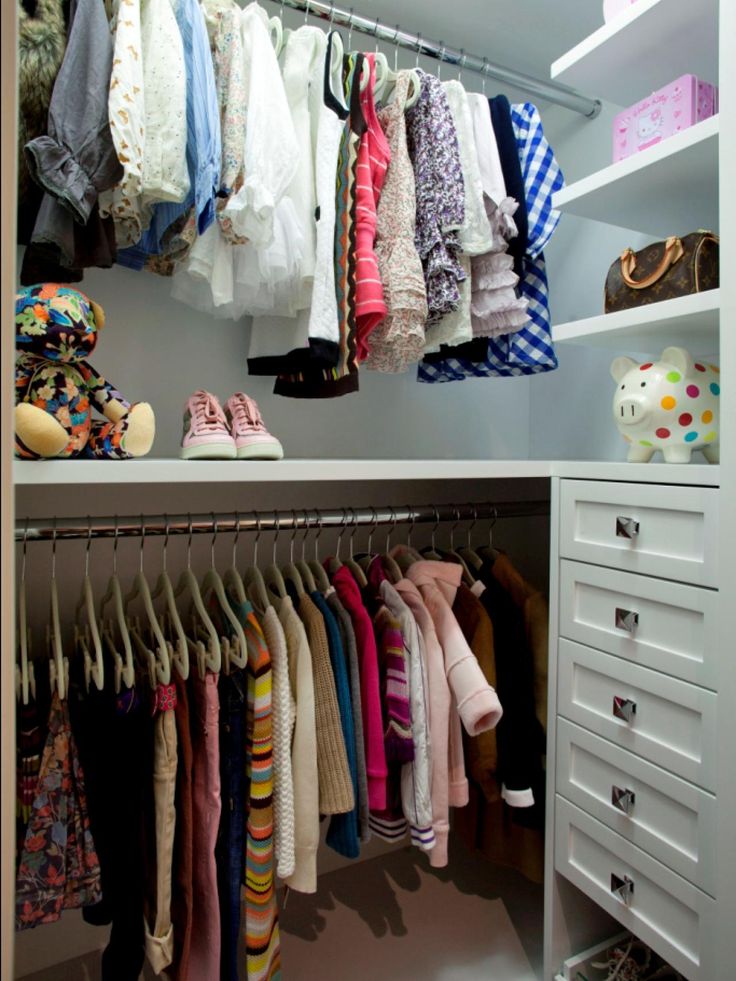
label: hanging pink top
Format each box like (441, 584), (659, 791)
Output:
(355, 53), (391, 360)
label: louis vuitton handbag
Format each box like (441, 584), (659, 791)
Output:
(604, 231), (719, 313)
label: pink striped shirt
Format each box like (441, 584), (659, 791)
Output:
(355, 53), (391, 360)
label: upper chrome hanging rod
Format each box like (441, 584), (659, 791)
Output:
(269, 0), (601, 118)
(15, 501), (549, 543)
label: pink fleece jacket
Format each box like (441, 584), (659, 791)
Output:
(331, 566), (388, 811)
(406, 560), (503, 737)
(394, 577), (458, 868)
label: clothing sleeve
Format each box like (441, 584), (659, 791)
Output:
(223, 10), (299, 246)
(24, 0), (123, 225)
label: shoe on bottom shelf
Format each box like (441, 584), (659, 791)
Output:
(225, 393), (283, 460)
(180, 390), (236, 460)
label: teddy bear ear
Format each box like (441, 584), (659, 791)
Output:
(89, 300), (105, 331)
(610, 356), (637, 383)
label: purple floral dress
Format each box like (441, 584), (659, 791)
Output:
(405, 70), (466, 325)
(15, 692), (102, 929)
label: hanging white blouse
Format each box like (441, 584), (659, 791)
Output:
(443, 81), (494, 257)
(138, 0), (189, 212)
(220, 2), (300, 248)
(98, 0), (146, 248)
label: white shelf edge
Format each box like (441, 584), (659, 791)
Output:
(553, 114), (719, 212)
(552, 0), (666, 83)
(553, 290), (720, 350)
(12, 458), (720, 488)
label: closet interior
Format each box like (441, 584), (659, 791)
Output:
(3, 0), (735, 980)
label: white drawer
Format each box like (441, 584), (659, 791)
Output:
(558, 639), (717, 791)
(556, 718), (716, 895)
(555, 796), (715, 980)
(559, 561), (718, 690)
(559, 481), (719, 587)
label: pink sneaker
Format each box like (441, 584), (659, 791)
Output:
(180, 390), (236, 460)
(225, 393), (283, 460)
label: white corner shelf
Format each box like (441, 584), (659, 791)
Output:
(551, 0), (719, 106)
(12, 458), (720, 488)
(553, 115), (718, 236)
(554, 290), (720, 354)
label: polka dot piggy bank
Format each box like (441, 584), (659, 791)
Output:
(610, 346), (720, 464)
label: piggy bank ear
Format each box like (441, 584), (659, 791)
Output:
(661, 346), (693, 376)
(610, 356), (637, 383)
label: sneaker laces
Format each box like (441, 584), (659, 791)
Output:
(228, 394), (266, 434)
(191, 391), (228, 433)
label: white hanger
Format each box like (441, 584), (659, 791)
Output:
(306, 510), (332, 592)
(243, 512), (272, 612)
(74, 517), (105, 692)
(99, 516), (136, 692)
(200, 514), (247, 672)
(281, 510), (307, 597)
(293, 510), (319, 593)
(263, 511), (289, 600)
(123, 517), (171, 685)
(127, 615), (158, 690)
(380, 27), (420, 110)
(150, 515), (190, 680)
(269, 14), (283, 55)
(17, 519), (36, 705)
(47, 520), (68, 700)
(174, 515), (221, 676)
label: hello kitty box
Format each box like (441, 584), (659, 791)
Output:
(613, 75), (719, 163)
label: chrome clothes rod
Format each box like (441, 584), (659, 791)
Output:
(268, 0), (601, 118)
(15, 501), (550, 543)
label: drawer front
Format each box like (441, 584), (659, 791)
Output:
(558, 639), (717, 791)
(555, 797), (715, 980)
(559, 480), (718, 587)
(556, 718), (716, 895)
(559, 561), (718, 689)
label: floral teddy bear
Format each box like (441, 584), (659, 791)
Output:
(15, 283), (155, 460)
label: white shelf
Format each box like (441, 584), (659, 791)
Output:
(12, 458), (719, 488)
(551, 0), (719, 106)
(554, 290), (720, 353)
(11, 458), (550, 486)
(553, 115), (719, 236)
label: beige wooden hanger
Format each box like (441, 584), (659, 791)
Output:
(150, 514), (190, 680)
(173, 515), (220, 676)
(99, 516), (135, 692)
(201, 514), (247, 672)
(16, 519), (35, 705)
(73, 517), (105, 691)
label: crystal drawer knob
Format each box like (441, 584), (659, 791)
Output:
(615, 607), (639, 633)
(616, 516), (640, 539)
(612, 786), (636, 814)
(613, 696), (637, 723)
(611, 873), (635, 905)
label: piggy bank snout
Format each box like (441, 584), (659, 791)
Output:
(614, 396), (650, 425)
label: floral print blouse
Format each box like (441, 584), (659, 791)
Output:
(405, 70), (466, 326)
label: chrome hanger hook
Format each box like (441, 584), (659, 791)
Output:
(253, 511), (262, 568)
(489, 505), (499, 548)
(22, 516), (29, 583)
(415, 32), (422, 68)
(406, 506), (415, 549)
(450, 505), (461, 552)
(328, 1), (335, 28)
(467, 503), (478, 549)
(347, 7), (354, 48)
(232, 511), (241, 569)
(437, 42), (445, 79)
(314, 510), (323, 563)
(85, 515), (93, 577)
(458, 49), (466, 83)
(140, 514), (146, 573)
(349, 507), (359, 560)
(187, 513), (194, 568)
(272, 510), (280, 565)
(335, 508), (348, 561)
(481, 57), (488, 96)
(51, 517), (58, 580)
(289, 509), (299, 563)
(393, 25), (401, 71)
(112, 515), (119, 576)
(301, 510), (311, 562)
(367, 506), (379, 554)
(162, 513), (170, 573)
(431, 506), (440, 552)
(280, 0), (285, 19)
(385, 507), (397, 553)
(304, 0), (309, 24)
(373, 16), (380, 51)
(210, 512), (218, 569)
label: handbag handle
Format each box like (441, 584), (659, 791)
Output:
(620, 237), (684, 290)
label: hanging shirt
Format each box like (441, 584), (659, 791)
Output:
(117, 0), (221, 268)
(417, 98), (564, 382)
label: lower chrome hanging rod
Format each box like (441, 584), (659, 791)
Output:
(15, 501), (550, 543)
(267, 0), (601, 118)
